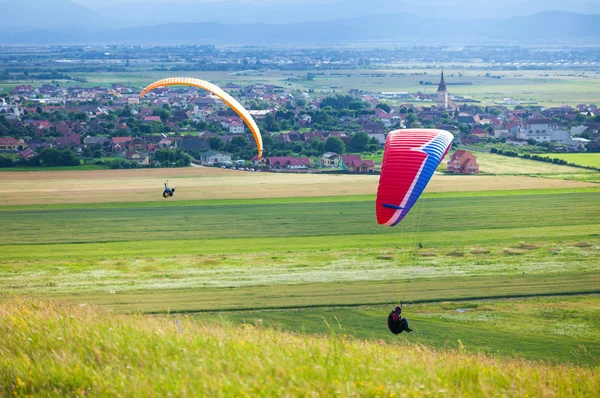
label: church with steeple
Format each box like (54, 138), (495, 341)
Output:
(436, 70), (457, 111)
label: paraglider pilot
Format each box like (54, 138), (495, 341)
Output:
(163, 183), (176, 198)
(387, 305), (413, 334)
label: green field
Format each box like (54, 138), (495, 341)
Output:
(2, 189), (599, 320)
(72, 69), (600, 106)
(544, 153), (600, 169)
(2, 173), (600, 393)
(3, 67), (600, 106)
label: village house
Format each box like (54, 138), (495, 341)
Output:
(321, 152), (341, 168)
(347, 159), (375, 173)
(144, 116), (162, 123)
(517, 118), (570, 143)
(0, 137), (20, 151)
(179, 137), (211, 153)
(125, 151), (150, 165)
(54, 134), (81, 147)
(267, 156), (311, 170)
(447, 150), (479, 174)
(229, 120), (245, 134)
(19, 148), (37, 160)
(200, 151), (232, 164)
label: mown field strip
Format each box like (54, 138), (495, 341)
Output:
(2, 186), (599, 211)
(54, 272), (600, 313)
(1, 192), (599, 245)
(1, 169), (596, 206)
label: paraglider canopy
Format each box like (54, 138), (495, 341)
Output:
(376, 129), (453, 226)
(140, 77), (264, 159)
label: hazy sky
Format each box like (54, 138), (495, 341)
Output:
(51, 0), (600, 24)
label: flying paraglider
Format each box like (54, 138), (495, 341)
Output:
(387, 305), (413, 334)
(140, 77), (263, 159)
(376, 129), (453, 334)
(376, 129), (453, 227)
(162, 182), (176, 198)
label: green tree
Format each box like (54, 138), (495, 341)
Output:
(209, 136), (224, 150)
(405, 113), (418, 128)
(325, 136), (345, 154)
(348, 132), (369, 153)
(376, 103), (391, 113)
(153, 108), (171, 121)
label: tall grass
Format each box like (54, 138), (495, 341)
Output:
(1, 297), (598, 397)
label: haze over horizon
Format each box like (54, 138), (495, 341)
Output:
(0, 0), (599, 44)
(22, 0), (600, 25)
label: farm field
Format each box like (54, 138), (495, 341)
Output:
(3, 67), (598, 106)
(471, 151), (594, 174)
(543, 153), (600, 169)
(363, 150), (599, 175)
(2, 189), (599, 308)
(62, 68), (600, 106)
(0, 167), (596, 206)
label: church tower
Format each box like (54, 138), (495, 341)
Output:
(437, 69), (448, 110)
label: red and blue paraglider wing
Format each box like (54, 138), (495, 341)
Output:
(376, 129), (453, 226)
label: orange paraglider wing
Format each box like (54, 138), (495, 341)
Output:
(140, 77), (263, 159)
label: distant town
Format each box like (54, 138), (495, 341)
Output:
(1, 45), (599, 173)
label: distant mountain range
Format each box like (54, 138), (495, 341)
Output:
(79, 0), (600, 25)
(0, 4), (598, 45)
(0, 0), (110, 31)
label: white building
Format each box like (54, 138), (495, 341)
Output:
(200, 151), (232, 164)
(518, 118), (571, 143)
(229, 121), (245, 134)
(502, 98), (520, 105)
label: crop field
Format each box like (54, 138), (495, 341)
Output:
(2, 187), (599, 308)
(0, 168), (596, 206)
(543, 153), (600, 169)
(364, 150), (598, 175)
(470, 151), (595, 175)
(60, 68), (600, 106)
(3, 67), (598, 106)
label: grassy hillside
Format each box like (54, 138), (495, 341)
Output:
(1, 298), (598, 397)
(205, 295), (600, 366)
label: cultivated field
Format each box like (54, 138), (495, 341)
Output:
(472, 152), (594, 174)
(4, 67), (598, 106)
(59, 68), (600, 106)
(1, 167), (596, 206)
(543, 153), (600, 169)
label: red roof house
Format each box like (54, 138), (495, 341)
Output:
(447, 150), (479, 174)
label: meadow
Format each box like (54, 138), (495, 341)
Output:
(2, 167), (600, 393)
(3, 298), (599, 397)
